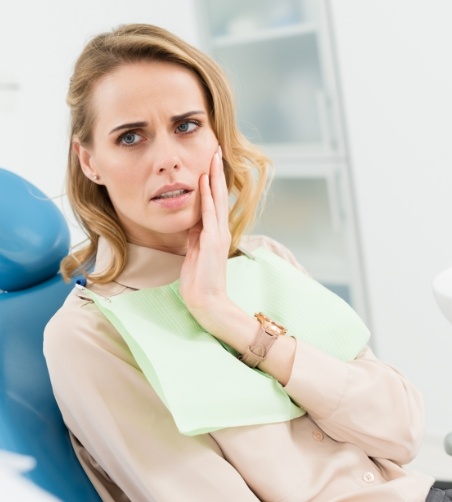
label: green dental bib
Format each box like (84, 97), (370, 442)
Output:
(82, 247), (370, 436)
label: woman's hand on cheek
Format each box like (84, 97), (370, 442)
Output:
(179, 148), (297, 377)
(179, 145), (232, 326)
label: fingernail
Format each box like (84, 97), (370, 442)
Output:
(218, 145), (223, 160)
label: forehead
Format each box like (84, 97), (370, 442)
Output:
(90, 61), (209, 124)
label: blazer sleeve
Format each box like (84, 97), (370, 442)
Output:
(253, 236), (426, 466)
(284, 342), (425, 465)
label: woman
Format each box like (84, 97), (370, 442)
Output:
(44, 23), (445, 501)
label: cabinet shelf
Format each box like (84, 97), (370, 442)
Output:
(212, 33), (326, 147)
(262, 144), (346, 178)
(212, 23), (318, 48)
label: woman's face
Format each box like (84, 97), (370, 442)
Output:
(75, 61), (219, 252)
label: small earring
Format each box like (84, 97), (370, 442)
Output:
(92, 175), (99, 181)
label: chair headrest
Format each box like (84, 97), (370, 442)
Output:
(0, 168), (70, 292)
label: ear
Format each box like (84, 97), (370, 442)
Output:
(73, 140), (100, 183)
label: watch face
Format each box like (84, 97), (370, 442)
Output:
(255, 312), (287, 335)
(266, 325), (280, 337)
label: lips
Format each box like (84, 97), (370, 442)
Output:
(150, 183), (193, 201)
(153, 188), (190, 200)
(150, 183), (193, 209)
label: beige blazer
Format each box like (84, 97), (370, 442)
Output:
(44, 235), (434, 501)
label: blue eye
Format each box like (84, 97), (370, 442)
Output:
(176, 120), (199, 134)
(121, 132), (140, 145)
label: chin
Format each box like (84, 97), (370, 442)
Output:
(155, 217), (201, 236)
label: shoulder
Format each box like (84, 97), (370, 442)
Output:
(45, 286), (108, 342)
(239, 234), (309, 274)
(44, 285), (136, 371)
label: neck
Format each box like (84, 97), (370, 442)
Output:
(126, 233), (188, 257)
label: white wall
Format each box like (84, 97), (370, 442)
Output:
(0, 0), (198, 243)
(329, 0), (452, 475)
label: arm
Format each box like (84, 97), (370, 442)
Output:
(178, 148), (297, 385)
(240, 237), (426, 463)
(178, 150), (425, 466)
(285, 342), (425, 464)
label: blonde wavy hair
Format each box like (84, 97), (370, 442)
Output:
(61, 23), (271, 284)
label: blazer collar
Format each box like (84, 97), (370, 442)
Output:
(93, 237), (186, 291)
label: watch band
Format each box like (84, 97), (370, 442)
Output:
(239, 313), (287, 368)
(239, 326), (277, 368)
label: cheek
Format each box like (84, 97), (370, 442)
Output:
(94, 151), (142, 186)
(99, 164), (143, 207)
(191, 132), (218, 171)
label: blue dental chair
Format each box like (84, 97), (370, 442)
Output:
(0, 168), (101, 500)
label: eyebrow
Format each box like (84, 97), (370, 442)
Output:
(109, 121), (147, 135)
(109, 111), (206, 135)
(171, 110), (206, 122)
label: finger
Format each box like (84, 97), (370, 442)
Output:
(199, 172), (216, 233)
(210, 146), (229, 226)
(186, 221), (202, 258)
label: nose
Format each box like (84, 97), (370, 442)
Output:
(151, 135), (181, 175)
(158, 163), (178, 174)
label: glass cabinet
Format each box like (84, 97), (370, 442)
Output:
(195, 0), (369, 321)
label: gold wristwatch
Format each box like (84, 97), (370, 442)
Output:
(239, 312), (287, 368)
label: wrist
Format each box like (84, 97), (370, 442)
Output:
(239, 313), (287, 368)
(189, 298), (257, 353)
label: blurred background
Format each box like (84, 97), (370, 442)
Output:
(1, 0), (452, 482)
